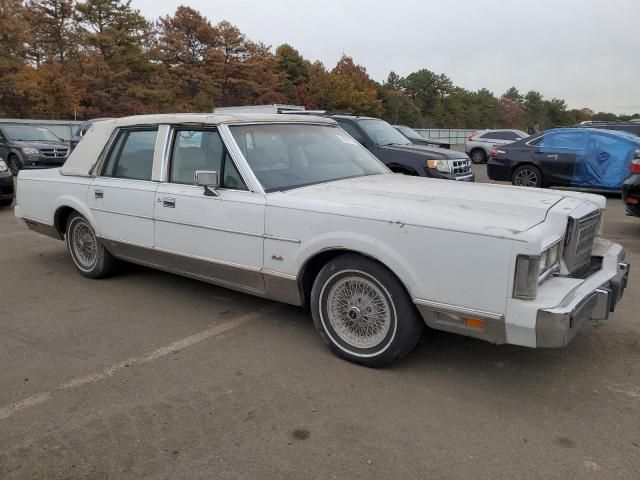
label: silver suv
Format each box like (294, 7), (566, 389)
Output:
(465, 129), (528, 164)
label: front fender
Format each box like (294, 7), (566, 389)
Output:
(293, 230), (424, 299)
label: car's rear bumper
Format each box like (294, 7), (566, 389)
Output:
(535, 241), (629, 347)
(486, 159), (512, 181)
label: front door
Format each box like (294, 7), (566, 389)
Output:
(86, 127), (159, 249)
(153, 127), (266, 292)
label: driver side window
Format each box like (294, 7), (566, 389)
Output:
(169, 129), (247, 190)
(337, 121), (366, 145)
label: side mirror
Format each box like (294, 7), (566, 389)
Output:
(195, 170), (219, 196)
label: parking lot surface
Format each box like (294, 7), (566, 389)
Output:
(1, 166), (639, 479)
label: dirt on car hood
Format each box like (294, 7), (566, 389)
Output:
(270, 174), (590, 238)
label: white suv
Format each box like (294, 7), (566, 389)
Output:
(465, 129), (529, 164)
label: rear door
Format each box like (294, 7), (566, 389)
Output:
(86, 127), (159, 248)
(531, 131), (587, 186)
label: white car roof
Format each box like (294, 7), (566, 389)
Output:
(61, 113), (335, 176)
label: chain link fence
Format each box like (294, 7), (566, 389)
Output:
(414, 129), (476, 146)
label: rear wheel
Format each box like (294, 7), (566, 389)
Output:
(470, 149), (486, 164)
(66, 213), (114, 278)
(310, 254), (423, 367)
(512, 165), (543, 188)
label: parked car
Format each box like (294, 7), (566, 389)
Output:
(0, 124), (70, 175)
(393, 125), (451, 149)
(622, 150), (640, 217)
(327, 116), (472, 180)
(0, 158), (14, 207)
(573, 120), (640, 137)
(465, 129), (529, 164)
(70, 118), (112, 151)
(15, 114), (629, 366)
(488, 128), (640, 190)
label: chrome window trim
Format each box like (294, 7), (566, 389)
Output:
(92, 125), (160, 181)
(161, 124), (260, 194)
(219, 124), (265, 194)
(152, 125), (171, 182)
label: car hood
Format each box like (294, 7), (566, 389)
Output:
(269, 174), (584, 238)
(10, 140), (69, 149)
(380, 143), (463, 159)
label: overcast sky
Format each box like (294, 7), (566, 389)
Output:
(133, 0), (639, 114)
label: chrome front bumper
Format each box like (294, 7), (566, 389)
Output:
(536, 241), (629, 347)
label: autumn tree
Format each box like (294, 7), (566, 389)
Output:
(327, 55), (382, 116)
(156, 6), (220, 111)
(274, 44), (309, 104)
(24, 0), (75, 65)
(74, 0), (158, 116)
(0, 0), (29, 116)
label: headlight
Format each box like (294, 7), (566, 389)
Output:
(514, 242), (562, 299)
(513, 256), (540, 299)
(426, 159), (451, 173)
(21, 147), (39, 155)
(0, 160), (7, 172)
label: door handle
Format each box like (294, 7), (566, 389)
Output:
(94, 189), (103, 199)
(161, 197), (176, 208)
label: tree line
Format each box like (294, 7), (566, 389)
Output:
(1, 0), (637, 131)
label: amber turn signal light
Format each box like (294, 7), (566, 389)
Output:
(464, 318), (484, 330)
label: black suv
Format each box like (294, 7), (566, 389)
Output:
(328, 115), (473, 181)
(0, 124), (70, 176)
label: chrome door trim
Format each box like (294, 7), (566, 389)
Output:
(90, 207), (154, 220)
(413, 298), (503, 321)
(155, 217), (264, 239)
(264, 233), (302, 244)
(100, 238), (303, 306)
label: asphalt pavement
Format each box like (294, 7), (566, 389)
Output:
(0, 167), (639, 479)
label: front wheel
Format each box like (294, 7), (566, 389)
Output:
(8, 155), (21, 176)
(512, 165), (543, 188)
(310, 254), (423, 367)
(66, 213), (114, 278)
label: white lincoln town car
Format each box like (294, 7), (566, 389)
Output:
(15, 114), (629, 366)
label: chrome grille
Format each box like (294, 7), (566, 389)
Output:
(451, 159), (471, 175)
(40, 148), (69, 158)
(564, 211), (600, 277)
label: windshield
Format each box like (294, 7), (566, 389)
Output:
(3, 125), (60, 142)
(396, 125), (421, 139)
(359, 119), (411, 146)
(229, 124), (389, 192)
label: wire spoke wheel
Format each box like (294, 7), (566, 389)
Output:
(514, 168), (539, 187)
(326, 276), (392, 349)
(71, 220), (97, 269)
